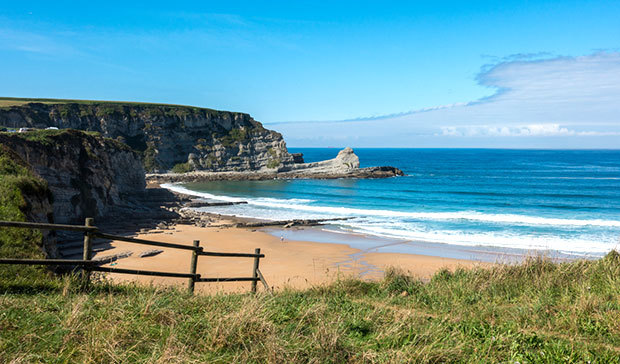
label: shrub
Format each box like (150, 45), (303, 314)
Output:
(171, 162), (193, 174)
(267, 159), (281, 169)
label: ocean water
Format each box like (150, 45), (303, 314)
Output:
(164, 149), (620, 258)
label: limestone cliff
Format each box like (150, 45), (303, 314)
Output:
(283, 147), (360, 174)
(0, 130), (145, 224)
(0, 101), (294, 172)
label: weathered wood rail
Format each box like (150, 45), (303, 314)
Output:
(0, 219), (271, 294)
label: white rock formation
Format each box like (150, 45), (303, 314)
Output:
(284, 147), (360, 174)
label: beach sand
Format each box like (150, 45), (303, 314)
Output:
(94, 224), (487, 294)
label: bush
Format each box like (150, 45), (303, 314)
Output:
(171, 162), (193, 174)
(267, 159), (281, 169)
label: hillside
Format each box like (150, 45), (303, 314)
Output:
(1, 255), (619, 363)
(0, 143), (56, 284)
(0, 129), (146, 224)
(0, 98), (294, 172)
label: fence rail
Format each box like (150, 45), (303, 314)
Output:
(0, 258), (98, 266)
(94, 232), (204, 252)
(0, 220), (97, 233)
(0, 218), (271, 294)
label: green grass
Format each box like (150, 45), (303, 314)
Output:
(171, 162), (193, 174)
(219, 127), (253, 148)
(267, 159), (281, 169)
(0, 144), (55, 288)
(1, 253), (619, 363)
(3, 129), (101, 145)
(0, 97), (217, 110)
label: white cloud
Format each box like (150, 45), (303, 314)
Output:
(438, 124), (620, 137)
(275, 52), (620, 148)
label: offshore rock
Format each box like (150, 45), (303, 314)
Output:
(280, 147), (360, 174)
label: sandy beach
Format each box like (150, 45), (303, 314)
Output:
(94, 223), (487, 294)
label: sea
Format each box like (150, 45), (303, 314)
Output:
(163, 149), (620, 261)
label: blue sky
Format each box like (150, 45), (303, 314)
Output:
(1, 1), (619, 147)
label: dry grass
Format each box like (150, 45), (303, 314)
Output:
(1, 253), (620, 363)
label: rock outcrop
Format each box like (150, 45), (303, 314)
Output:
(147, 147), (404, 183)
(281, 147), (360, 174)
(0, 101), (294, 172)
(0, 130), (146, 223)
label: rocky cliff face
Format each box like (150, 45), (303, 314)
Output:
(0, 144), (58, 258)
(0, 102), (294, 172)
(0, 130), (145, 224)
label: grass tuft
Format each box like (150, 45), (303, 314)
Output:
(1, 252), (620, 362)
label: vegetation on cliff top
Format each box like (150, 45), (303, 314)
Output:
(0, 144), (53, 286)
(0, 97), (215, 110)
(0, 129), (134, 154)
(1, 253), (620, 363)
(0, 97), (242, 120)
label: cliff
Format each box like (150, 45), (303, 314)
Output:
(0, 100), (294, 172)
(0, 129), (146, 224)
(0, 144), (58, 265)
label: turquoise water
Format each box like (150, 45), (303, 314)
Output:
(165, 149), (620, 257)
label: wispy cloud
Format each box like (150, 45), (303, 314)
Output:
(439, 124), (620, 137)
(276, 52), (620, 148)
(0, 27), (84, 56)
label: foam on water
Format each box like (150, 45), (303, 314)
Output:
(163, 183), (620, 228)
(340, 221), (618, 254)
(160, 149), (620, 257)
(162, 183), (620, 256)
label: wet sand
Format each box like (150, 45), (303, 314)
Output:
(94, 224), (486, 294)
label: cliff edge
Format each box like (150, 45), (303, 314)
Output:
(0, 99), (293, 172)
(0, 129), (146, 223)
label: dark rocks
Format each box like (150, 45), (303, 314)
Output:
(232, 217), (353, 228)
(139, 249), (164, 258)
(0, 130), (145, 224)
(184, 200), (248, 208)
(291, 153), (305, 163)
(93, 251), (133, 265)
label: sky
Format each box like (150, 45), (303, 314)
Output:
(1, 1), (619, 148)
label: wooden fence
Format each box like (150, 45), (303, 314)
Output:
(0, 218), (270, 294)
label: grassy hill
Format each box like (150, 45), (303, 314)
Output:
(0, 97), (212, 110)
(0, 254), (619, 363)
(1, 120), (619, 363)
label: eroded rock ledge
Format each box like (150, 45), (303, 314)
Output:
(147, 147), (404, 183)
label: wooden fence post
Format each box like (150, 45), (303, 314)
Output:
(251, 248), (260, 293)
(82, 217), (94, 288)
(188, 240), (199, 294)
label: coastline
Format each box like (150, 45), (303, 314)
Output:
(94, 223), (487, 294)
(159, 173), (616, 261)
(95, 171), (613, 294)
